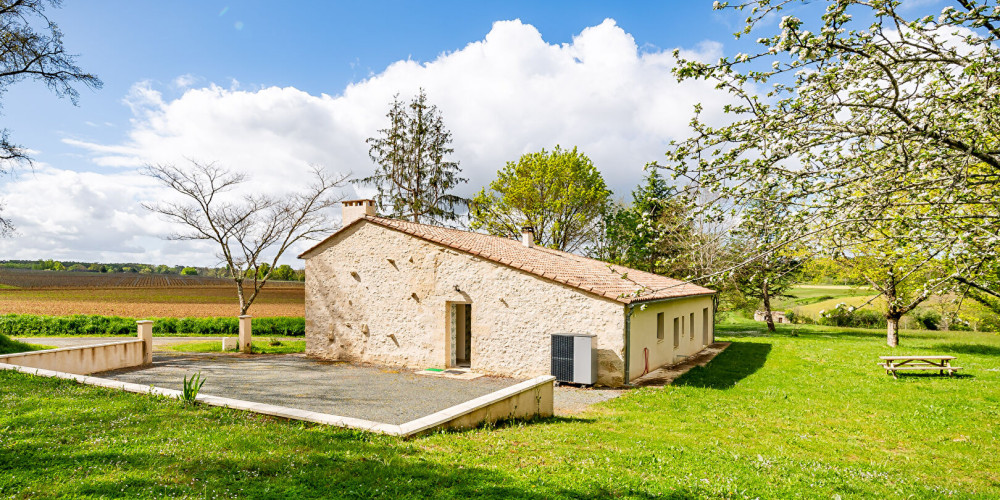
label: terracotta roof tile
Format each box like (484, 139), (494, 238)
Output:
(301, 216), (714, 304)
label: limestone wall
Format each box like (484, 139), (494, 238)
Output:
(628, 295), (715, 382)
(305, 221), (627, 386)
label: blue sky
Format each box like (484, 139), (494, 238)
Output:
(1, 0), (945, 266)
(10, 1), (749, 166)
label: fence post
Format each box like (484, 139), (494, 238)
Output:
(239, 315), (252, 353)
(136, 320), (153, 364)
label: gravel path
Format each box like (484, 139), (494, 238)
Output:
(22, 337), (632, 418)
(97, 352), (520, 425)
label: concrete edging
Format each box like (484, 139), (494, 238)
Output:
(0, 363), (555, 438)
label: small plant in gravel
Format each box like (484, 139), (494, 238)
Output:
(181, 372), (206, 404)
(269, 337), (283, 346)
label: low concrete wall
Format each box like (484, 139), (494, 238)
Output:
(399, 375), (555, 436)
(0, 339), (148, 375)
(0, 362), (555, 437)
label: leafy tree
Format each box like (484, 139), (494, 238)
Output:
(143, 160), (349, 315)
(270, 264), (296, 281)
(470, 146), (611, 253)
(180, 267), (198, 276)
(67, 263), (86, 272)
(51, 261), (64, 271)
(728, 191), (806, 332)
(591, 168), (693, 276)
(0, 0), (102, 235)
(956, 260), (1000, 318)
(361, 89), (466, 224)
(663, 0), (1000, 309)
(255, 263), (270, 280)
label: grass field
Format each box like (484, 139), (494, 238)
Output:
(771, 284), (880, 319)
(2, 319), (997, 498)
(165, 339), (306, 354)
(0, 334), (50, 355)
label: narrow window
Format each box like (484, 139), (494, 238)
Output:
(703, 307), (711, 345)
(690, 312), (695, 340)
(673, 317), (680, 348)
(656, 312), (665, 341)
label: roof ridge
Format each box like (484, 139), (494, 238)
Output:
(300, 215), (715, 304)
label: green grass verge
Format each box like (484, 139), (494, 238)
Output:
(165, 339), (305, 354)
(0, 333), (51, 355)
(1, 314), (304, 337)
(1, 320), (998, 498)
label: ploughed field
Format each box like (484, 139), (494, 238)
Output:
(0, 269), (304, 317)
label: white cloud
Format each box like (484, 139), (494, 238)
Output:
(172, 73), (199, 88)
(4, 18), (732, 266)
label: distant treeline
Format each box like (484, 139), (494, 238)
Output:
(0, 260), (305, 281)
(0, 314), (305, 337)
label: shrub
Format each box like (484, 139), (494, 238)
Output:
(0, 314), (304, 336)
(911, 310), (941, 331)
(817, 303), (886, 328)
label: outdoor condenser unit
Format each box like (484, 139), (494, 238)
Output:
(550, 333), (598, 385)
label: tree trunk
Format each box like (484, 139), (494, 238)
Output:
(886, 315), (900, 347)
(762, 281), (776, 332)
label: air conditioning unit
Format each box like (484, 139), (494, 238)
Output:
(550, 333), (598, 385)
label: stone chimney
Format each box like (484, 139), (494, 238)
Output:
(342, 199), (376, 226)
(521, 226), (535, 248)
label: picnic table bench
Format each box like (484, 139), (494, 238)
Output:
(878, 355), (961, 378)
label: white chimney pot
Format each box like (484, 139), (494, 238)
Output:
(342, 199), (376, 226)
(521, 226), (535, 248)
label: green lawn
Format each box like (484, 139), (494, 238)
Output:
(165, 339), (306, 354)
(1, 321), (998, 498)
(0, 333), (51, 355)
(776, 284), (874, 307)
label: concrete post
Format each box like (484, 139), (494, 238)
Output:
(136, 320), (153, 364)
(238, 315), (252, 353)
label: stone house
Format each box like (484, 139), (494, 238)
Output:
(754, 310), (788, 324)
(298, 200), (716, 387)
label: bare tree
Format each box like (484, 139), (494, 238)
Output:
(142, 160), (349, 315)
(0, 0), (102, 234)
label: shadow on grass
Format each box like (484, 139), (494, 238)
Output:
(0, 430), (669, 500)
(672, 341), (771, 389)
(432, 414), (598, 436)
(932, 343), (1000, 357)
(885, 372), (974, 380)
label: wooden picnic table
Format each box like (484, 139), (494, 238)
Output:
(878, 355), (961, 378)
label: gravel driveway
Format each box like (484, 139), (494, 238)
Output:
(98, 352), (521, 425)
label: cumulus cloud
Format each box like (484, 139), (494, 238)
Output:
(4, 18), (732, 266)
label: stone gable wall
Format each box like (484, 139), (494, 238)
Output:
(305, 221), (627, 386)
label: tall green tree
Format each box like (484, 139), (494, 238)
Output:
(0, 0), (102, 235)
(591, 167), (693, 276)
(470, 146), (610, 253)
(362, 89), (466, 224)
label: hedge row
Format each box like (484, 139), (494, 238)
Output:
(0, 314), (305, 337)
